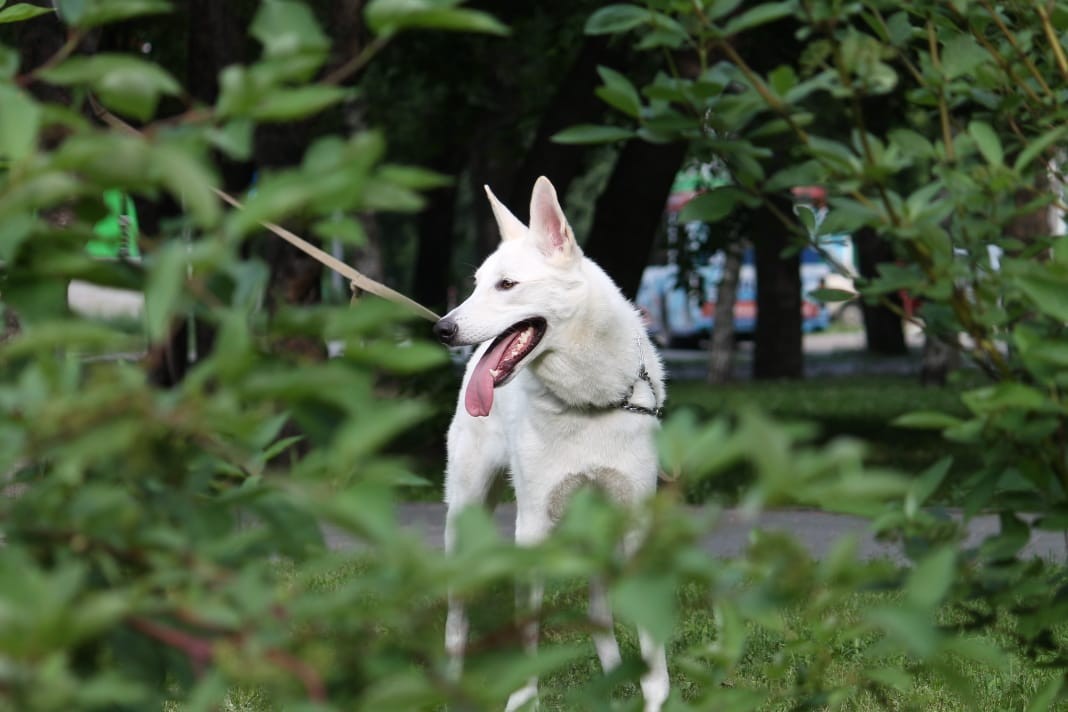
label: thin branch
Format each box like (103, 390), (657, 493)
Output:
(927, 20), (956, 162)
(1035, 0), (1068, 83)
(320, 34), (390, 86)
(15, 29), (83, 89)
(978, 0), (1056, 96)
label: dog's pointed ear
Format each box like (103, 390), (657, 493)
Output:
(484, 185), (526, 242)
(529, 176), (577, 260)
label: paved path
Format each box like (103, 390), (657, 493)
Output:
(328, 503), (1068, 563)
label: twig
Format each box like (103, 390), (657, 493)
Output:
(1035, 0), (1068, 83)
(927, 20), (956, 162)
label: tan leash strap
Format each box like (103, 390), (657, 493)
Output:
(86, 96), (440, 324)
(212, 190), (440, 323)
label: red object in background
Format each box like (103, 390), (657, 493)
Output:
(900, 290), (920, 318)
(667, 191), (701, 214)
(792, 185), (827, 207)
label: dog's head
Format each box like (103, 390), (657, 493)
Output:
(433, 176), (585, 416)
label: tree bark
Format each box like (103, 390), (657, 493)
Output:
(752, 195), (802, 379)
(708, 240), (746, 384)
(412, 176), (460, 314)
(584, 140), (688, 299)
(854, 226), (907, 355)
(504, 38), (617, 216)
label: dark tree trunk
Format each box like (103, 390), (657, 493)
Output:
(504, 38), (618, 215)
(584, 140), (688, 299)
(708, 239), (746, 384)
(14, 2), (70, 110)
(752, 195), (802, 379)
(412, 180), (460, 314)
(854, 226), (907, 355)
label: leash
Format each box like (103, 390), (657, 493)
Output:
(87, 96), (441, 324)
(211, 190), (440, 323)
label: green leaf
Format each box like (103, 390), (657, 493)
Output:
(55, 0), (170, 28)
(892, 411), (963, 429)
(906, 457), (953, 515)
(612, 572), (677, 644)
(552, 124), (633, 144)
(1006, 260), (1068, 322)
(889, 127), (934, 159)
(0, 3), (55, 23)
(312, 215), (366, 245)
(967, 120), (1003, 166)
(905, 547), (956, 608)
(941, 34), (990, 79)
(250, 0), (329, 81)
(248, 85), (349, 122)
(40, 54), (181, 121)
(585, 4), (653, 34)
(1026, 677), (1063, 712)
(0, 85), (41, 162)
(377, 164), (452, 189)
(678, 186), (747, 223)
(885, 11), (913, 46)
(205, 120), (253, 161)
(144, 241), (187, 341)
(962, 382), (1057, 415)
(765, 160), (823, 191)
(768, 65), (797, 95)
(723, 1), (795, 35)
(708, 0), (744, 20)
(152, 143), (220, 227)
(1013, 125), (1068, 173)
(867, 606), (940, 658)
(365, 0), (508, 37)
(0, 43), (17, 78)
(595, 65), (642, 117)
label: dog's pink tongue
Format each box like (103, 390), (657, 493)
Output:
(465, 336), (514, 417)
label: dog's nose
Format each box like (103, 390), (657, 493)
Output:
(433, 317), (458, 345)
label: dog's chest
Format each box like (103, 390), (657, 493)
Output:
(494, 371), (658, 489)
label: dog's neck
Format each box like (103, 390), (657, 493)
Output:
(530, 262), (661, 412)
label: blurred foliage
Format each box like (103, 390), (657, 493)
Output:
(3, 0), (1068, 710)
(562, 0), (1068, 707)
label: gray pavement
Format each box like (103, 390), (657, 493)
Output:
(330, 503), (1068, 563)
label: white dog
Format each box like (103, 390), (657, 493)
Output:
(433, 177), (669, 711)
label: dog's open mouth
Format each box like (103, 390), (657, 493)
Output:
(465, 318), (547, 417)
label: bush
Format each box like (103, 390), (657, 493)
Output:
(2, 1), (1067, 710)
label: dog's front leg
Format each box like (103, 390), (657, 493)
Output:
(444, 503), (471, 681)
(623, 529), (669, 712)
(504, 508), (552, 711)
(589, 577), (622, 672)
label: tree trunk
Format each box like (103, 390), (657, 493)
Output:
(707, 240), (745, 384)
(412, 178), (460, 314)
(504, 38), (618, 215)
(752, 195), (802, 379)
(854, 226), (907, 355)
(584, 140), (688, 299)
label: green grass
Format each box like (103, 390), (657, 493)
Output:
(480, 581), (1067, 711)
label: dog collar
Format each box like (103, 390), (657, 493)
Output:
(614, 363), (663, 418)
(612, 335), (662, 418)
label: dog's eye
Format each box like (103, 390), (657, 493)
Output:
(496, 279), (517, 291)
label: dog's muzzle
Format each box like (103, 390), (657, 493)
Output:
(433, 317), (458, 346)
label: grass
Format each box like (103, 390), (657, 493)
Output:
(477, 581), (1067, 711)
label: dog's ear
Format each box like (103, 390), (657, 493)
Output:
(529, 176), (577, 260)
(484, 185), (526, 242)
